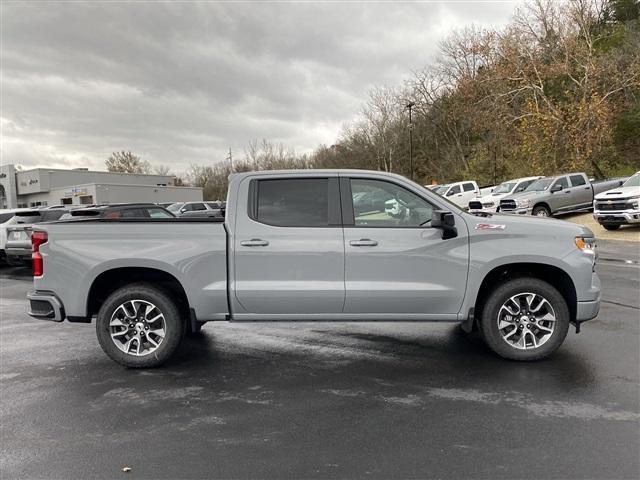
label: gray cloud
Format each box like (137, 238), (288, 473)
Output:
(2, 1), (518, 174)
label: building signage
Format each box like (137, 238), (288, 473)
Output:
(63, 187), (89, 197)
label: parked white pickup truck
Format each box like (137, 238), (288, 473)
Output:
(593, 171), (640, 230)
(433, 181), (480, 209)
(28, 170), (601, 368)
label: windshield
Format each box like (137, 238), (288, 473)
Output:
(493, 182), (516, 195)
(434, 185), (450, 195)
(526, 178), (554, 191)
(166, 203), (184, 212)
(622, 173), (640, 187)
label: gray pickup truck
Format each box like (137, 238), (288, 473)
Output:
(499, 172), (625, 217)
(27, 170), (601, 367)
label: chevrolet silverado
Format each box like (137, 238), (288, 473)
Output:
(27, 170), (601, 367)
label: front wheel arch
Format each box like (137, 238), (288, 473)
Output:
(532, 203), (552, 217)
(473, 263), (577, 328)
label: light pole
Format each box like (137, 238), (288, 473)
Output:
(406, 102), (415, 180)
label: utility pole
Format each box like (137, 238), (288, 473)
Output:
(226, 148), (233, 171)
(406, 102), (416, 181)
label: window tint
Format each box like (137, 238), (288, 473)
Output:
(554, 177), (569, 189)
(148, 208), (173, 218)
(569, 175), (586, 186)
(0, 213), (14, 224)
(190, 203), (207, 211)
(447, 185), (461, 196)
(41, 211), (67, 222)
(350, 179), (433, 227)
(515, 180), (534, 193)
(256, 178), (329, 227)
(121, 209), (149, 218)
(463, 183), (475, 192)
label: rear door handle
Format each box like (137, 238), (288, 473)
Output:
(240, 239), (269, 247)
(349, 239), (378, 247)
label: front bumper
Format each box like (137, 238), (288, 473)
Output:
(27, 291), (65, 322)
(593, 211), (640, 224)
(501, 208), (531, 215)
(575, 272), (601, 323)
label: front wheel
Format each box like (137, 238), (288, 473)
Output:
(532, 205), (551, 217)
(96, 283), (185, 368)
(480, 278), (569, 361)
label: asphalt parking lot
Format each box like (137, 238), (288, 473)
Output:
(1, 240), (638, 480)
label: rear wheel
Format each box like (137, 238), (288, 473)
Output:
(532, 205), (551, 217)
(480, 278), (569, 361)
(602, 224), (620, 231)
(96, 283), (185, 368)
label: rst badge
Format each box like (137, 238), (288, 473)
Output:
(475, 223), (506, 230)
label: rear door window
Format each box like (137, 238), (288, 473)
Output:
(253, 178), (331, 227)
(463, 183), (475, 192)
(569, 175), (587, 187)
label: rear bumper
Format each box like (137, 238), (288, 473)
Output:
(27, 291), (65, 322)
(6, 245), (31, 258)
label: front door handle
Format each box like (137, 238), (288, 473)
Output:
(240, 239), (269, 247)
(350, 239), (378, 247)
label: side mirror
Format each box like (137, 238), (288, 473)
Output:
(431, 210), (457, 239)
(551, 184), (563, 193)
(446, 190), (455, 197)
(180, 208), (187, 213)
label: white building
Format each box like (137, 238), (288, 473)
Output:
(0, 164), (202, 209)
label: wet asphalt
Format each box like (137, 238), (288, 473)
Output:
(1, 240), (638, 479)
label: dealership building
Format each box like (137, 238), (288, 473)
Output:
(0, 164), (202, 209)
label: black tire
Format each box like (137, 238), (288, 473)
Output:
(96, 283), (185, 368)
(480, 277), (570, 361)
(602, 224), (620, 231)
(532, 205), (551, 217)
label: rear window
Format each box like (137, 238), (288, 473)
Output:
(0, 213), (14, 223)
(254, 178), (329, 227)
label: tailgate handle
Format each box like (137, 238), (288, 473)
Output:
(241, 239), (269, 247)
(350, 239), (378, 247)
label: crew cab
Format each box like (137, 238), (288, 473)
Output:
(28, 170), (601, 367)
(499, 173), (625, 217)
(469, 176), (542, 213)
(593, 171), (640, 230)
(433, 181), (480, 209)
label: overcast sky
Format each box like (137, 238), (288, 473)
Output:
(2, 1), (518, 175)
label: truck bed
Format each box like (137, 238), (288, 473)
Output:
(33, 221), (229, 321)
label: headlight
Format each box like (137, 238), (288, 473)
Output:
(516, 198), (531, 208)
(575, 236), (596, 254)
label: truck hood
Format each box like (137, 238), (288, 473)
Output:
(474, 193), (508, 204)
(594, 185), (640, 200)
(501, 190), (550, 202)
(466, 211), (593, 239)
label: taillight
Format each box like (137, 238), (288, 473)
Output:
(32, 230), (48, 277)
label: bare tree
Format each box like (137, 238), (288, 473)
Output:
(106, 151), (151, 174)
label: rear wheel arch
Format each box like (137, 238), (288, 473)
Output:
(473, 263), (577, 327)
(87, 267), (190, 322)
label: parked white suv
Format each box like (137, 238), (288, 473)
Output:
(433, 181), (480, 209)
(469, 176), (543, 213)
(593, 171), (640, 230)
